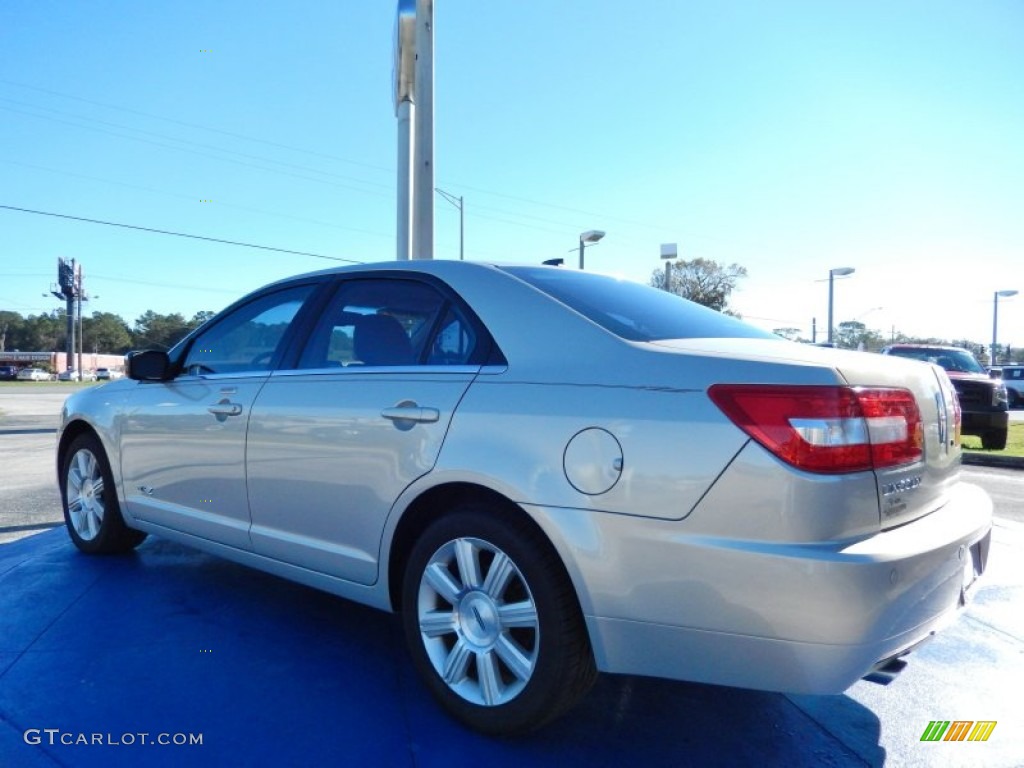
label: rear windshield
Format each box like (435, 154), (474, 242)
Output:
(501, 267), (775, 342)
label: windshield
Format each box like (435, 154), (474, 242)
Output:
(501, 267), (776, 343)
(888, 347), (986, 374)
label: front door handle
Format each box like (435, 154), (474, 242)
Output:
(208, 402), (243, 417)
(381, 405), (440, 425)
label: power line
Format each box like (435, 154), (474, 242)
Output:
(0, 81), (768, 256)
(0, 103), (394, 198)
(1, 159), (394, 240)
(0, 204), (365, 263)
(0, 78), (393, 174)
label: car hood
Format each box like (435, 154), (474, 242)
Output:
(943, 370), (991, 382)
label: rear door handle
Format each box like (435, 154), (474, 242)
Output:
(381, 405), (440, 424)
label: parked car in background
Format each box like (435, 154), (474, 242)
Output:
(57, 369), (97, 382)
(56, 261), (992, 734)
(95, 367), (124, 381)
(882, 344), (1009, 449)
(16, 367), (52, 382)
(0, 365), (19, 381)
(990, 365), (1023, 408)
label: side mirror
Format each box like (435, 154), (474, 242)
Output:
(126, 350), (172, 381)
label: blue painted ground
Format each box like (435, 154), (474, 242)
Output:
(1, 528), (879, 767)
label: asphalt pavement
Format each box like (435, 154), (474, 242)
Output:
(2, 386), (1022, 767)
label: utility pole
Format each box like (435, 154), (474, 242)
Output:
(75, 263), (85, 376)
(48, 258), (88, 375)
(50, 258), (77, 372)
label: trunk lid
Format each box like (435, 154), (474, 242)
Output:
(649, 339), (961, 530)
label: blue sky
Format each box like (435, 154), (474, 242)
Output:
(1, 1), (1022, 348)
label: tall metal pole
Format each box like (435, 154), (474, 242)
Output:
(660, 243), (677, 292)
(411, 0), (434, 260)
(826, 267), (855, 345)
(993, 291), (1000, 367)
(577, 230), (606, 270)
(76, 262), (83, 377)
(827, 272), (835, 345)
(992, 289), (1019, 366)
(394, 1), (416, 261)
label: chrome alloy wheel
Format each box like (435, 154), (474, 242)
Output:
(416, 537), (540, 707)
(66, 448), (106, 541)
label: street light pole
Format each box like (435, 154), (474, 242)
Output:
(827, 267), (855, 345)
(660, 243), (678, 292)
(578, 230), (605, 270)
(992, 289), (1019, 366)
(435, 188), (464, 260)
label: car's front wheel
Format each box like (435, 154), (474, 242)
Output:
(401, 505), (596, 735)
(981, 429), (1008, 451)
(60, 433), (146, 554)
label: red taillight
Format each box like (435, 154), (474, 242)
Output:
(707, 384), (923, 474)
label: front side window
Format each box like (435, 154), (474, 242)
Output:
(181, 285), (313, 376)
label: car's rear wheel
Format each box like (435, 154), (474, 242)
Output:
(981, 429), (1008, 451)
(401, 505), (596, 735)
(60, 433), (146, 554)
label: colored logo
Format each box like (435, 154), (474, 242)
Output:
(920, 721), (997, 742)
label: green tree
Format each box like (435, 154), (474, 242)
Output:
(82, 312), (132, 354)
(190, 310), (216, 328)
(650, 258), (748, 312)
(834, 320), (885, 351)
(132, 311), (193, 350)
(0, 311), (25, 352)
(16, 310), (67, 352)
(772, 327), (805, 342)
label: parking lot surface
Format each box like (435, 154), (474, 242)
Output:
(1, 387), (1022, 766)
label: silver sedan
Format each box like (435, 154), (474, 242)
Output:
(56, 261), (992, 735)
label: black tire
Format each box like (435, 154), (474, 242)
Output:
(981, 429), (1008, 451)
(401, 505), (597, 735)
(60, 433), (147, 554)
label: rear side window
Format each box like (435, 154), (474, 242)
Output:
(501, 267), (775, 342)
(298, 278), (484, 368)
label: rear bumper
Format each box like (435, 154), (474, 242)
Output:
(533, 482), (992, 694)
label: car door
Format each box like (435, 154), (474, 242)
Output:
(246, 276), (489, 585)
(118, 284), (315, 549)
